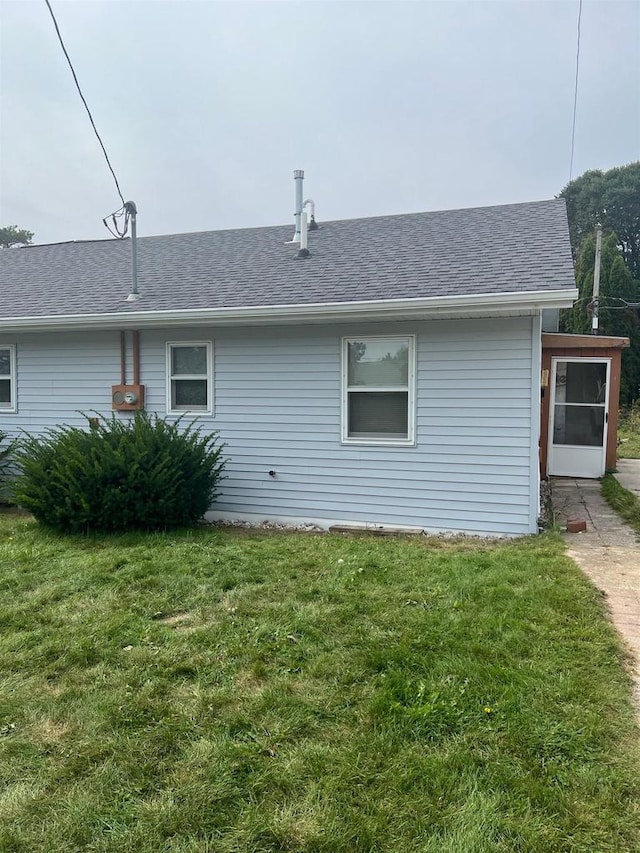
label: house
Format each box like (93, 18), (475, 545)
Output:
(2, 185), (608, 536)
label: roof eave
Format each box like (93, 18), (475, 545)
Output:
(0, 288), (578, 332)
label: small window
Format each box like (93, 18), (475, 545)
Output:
(342, 336), (415, 444)
(166, 342), (212, 414)
(0, 345), (16, 413)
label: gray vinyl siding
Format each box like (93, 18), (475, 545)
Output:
(0, 317), (538, 535)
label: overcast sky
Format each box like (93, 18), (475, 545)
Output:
(1, 0), (638, 245)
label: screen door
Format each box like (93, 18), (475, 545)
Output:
(548, 359), (610, 478)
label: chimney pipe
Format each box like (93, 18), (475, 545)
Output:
(292, 169), (304, 242)
(125, 200), (139, 302)
(297, 211), (310, 259)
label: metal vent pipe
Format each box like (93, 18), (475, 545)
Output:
(292, 169), (304, 242)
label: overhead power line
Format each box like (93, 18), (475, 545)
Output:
(44, 0), (125, 207)
(568, 0), (583, 182)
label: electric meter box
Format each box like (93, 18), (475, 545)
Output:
(111, 384), (145, 411)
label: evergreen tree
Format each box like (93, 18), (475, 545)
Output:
(565, 233), (640, 404)
(559, 162), (640, 280)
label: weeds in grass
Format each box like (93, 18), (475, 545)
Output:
(618, 402), (640, 459)
(602, 473), (640, 535)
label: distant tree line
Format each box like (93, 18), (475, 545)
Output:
(559, 162), (640, 405)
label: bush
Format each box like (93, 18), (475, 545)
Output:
(11, 413), (226, 533)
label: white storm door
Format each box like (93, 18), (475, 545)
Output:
(548, 358), (610, 478)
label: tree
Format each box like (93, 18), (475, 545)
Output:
(559, 163), (640, 404)
(565, 233), (640, 404)
(559, 162), (640, 281)
(0, 225), (34, 248)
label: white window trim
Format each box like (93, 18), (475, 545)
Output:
(0, 344), (17, 414)
(341, 335), (416, 446)
(166, 341), (213, 416)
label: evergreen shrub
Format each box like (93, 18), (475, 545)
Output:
(12, 413), (226, 533)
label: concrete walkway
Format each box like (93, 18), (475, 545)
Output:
(550, 468), (640, 714)
(615, 458), (640, 500)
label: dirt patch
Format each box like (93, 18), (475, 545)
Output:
(234, 669), (268, 698)
(30, 718), (71, 743)
(154, 611), (192, 628)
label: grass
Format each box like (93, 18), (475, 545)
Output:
(1, 513), (639, 852)
(602, 473), (640, 536)
(618, 403), (640, 459)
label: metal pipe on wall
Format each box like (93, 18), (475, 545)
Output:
(120, 331), (126, 385)
(132, 331), (140, 386)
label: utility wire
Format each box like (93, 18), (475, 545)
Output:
(103, 204), (132, 239)
(44, 0), (125, 206)
(568, 0), (583, 182)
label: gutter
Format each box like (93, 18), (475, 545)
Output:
(0, 288), (578, 332)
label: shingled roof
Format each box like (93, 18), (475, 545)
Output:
(1, 199), (576, 321)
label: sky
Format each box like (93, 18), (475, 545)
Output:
(0, 0), (638, 245)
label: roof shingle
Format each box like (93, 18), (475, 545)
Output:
(0, 199), (576, 319)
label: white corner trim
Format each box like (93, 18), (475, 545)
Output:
(0, 288), (579, 332)
(528, 313), (542, 533)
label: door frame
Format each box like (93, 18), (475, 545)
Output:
(539, 333), (629, 479)
(547, 356), (610, 478)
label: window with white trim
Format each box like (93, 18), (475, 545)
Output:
(166, 342), (212, 414)
(0, 345), (16, 413)
(342, 336), (415, 444)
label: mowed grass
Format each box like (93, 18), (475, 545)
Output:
(0, 513), (639, 852)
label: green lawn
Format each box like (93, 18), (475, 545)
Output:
(618, 404), (640, 459)
(1, 513), (639, 852)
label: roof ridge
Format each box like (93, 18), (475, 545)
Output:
(20, 198), (566, 248)
(23, 237), (124, 249)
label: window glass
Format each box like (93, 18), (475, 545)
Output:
(555, 361), (607, 404)
(172, 345), (207, 375)
(348, 339), (408, 387)
(172, 379), (207, 409)
(349, 391), (408, 438)
(0, 347), (14, 409)
(553, 405), (605, 446)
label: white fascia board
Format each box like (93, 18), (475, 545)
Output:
(0, 288), (578, 332)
